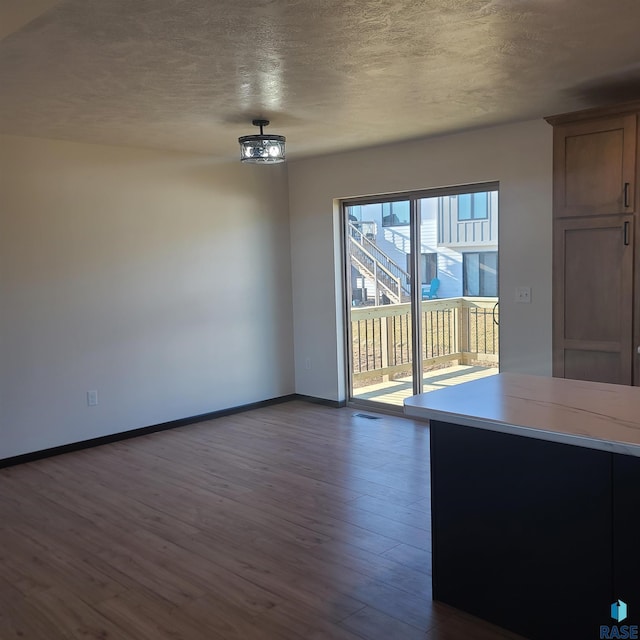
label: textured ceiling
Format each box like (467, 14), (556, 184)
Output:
(2, 0), (640, 160)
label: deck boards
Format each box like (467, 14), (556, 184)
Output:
(353, 364), (498, 405)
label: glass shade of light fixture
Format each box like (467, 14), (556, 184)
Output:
(238, 119), (286, 163)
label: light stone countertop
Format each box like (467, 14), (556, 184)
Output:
(403, 372), (640, 457)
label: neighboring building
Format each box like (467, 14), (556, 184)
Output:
(348, 189), (498, 304)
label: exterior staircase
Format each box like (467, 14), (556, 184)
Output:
(348, 222), (410, 304)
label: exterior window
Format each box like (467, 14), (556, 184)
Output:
(382, 201), (410, 227)
(463, 251), (498, 296)
(457, 192), (489, 221)
(347, 205), (362, 223)
(407, 253), (438, 284)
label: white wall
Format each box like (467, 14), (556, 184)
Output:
(289, 119), (553, 401)
(0, 135), (294, 459)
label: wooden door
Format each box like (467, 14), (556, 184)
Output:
(553, 215), (634, 384)
(553, 114), (636, 217)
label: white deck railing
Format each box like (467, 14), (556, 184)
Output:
(351, 297), (498, 384)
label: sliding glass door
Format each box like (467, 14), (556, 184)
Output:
(344, 184), (500, 409)
(345, 199), (416, 405)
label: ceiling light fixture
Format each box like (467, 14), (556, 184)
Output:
(238, 119), (286, 164)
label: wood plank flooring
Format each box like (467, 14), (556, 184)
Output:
(0, 401), (524, 639)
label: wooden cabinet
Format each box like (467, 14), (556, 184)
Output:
(553, 215), (634, 384)
(547, 103), (640, 385)
(551, 114), (636, 217)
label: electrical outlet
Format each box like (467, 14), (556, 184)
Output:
(304, 357), (311, 370)
(87, 390), (98, 406)
(515, 286), (531, 304)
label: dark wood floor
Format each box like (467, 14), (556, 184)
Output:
(0, 401), (524, 639)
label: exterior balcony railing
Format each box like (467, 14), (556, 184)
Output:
(351, 297), (498, 387)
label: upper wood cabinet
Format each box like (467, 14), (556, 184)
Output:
(550, 114), (636, 218)
(547, 102), (640, 386)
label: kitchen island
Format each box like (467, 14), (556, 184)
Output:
(404, 373), (640, 640)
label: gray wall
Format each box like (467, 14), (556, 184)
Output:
(0, 135), (295, 458)
(0, 117), (554, 456)
(288, 119), (553, 401)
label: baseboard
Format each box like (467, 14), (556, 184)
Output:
(293, 394), (347, 408)
(0, 393), (299, 469)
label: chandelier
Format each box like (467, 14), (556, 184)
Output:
(238, 119), (286, 164)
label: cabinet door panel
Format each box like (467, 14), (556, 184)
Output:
(564, 224), (623, 342)
(554, 115), (636, 217)
(564, 349), (624, 384)
(553, 215), (634, 383)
